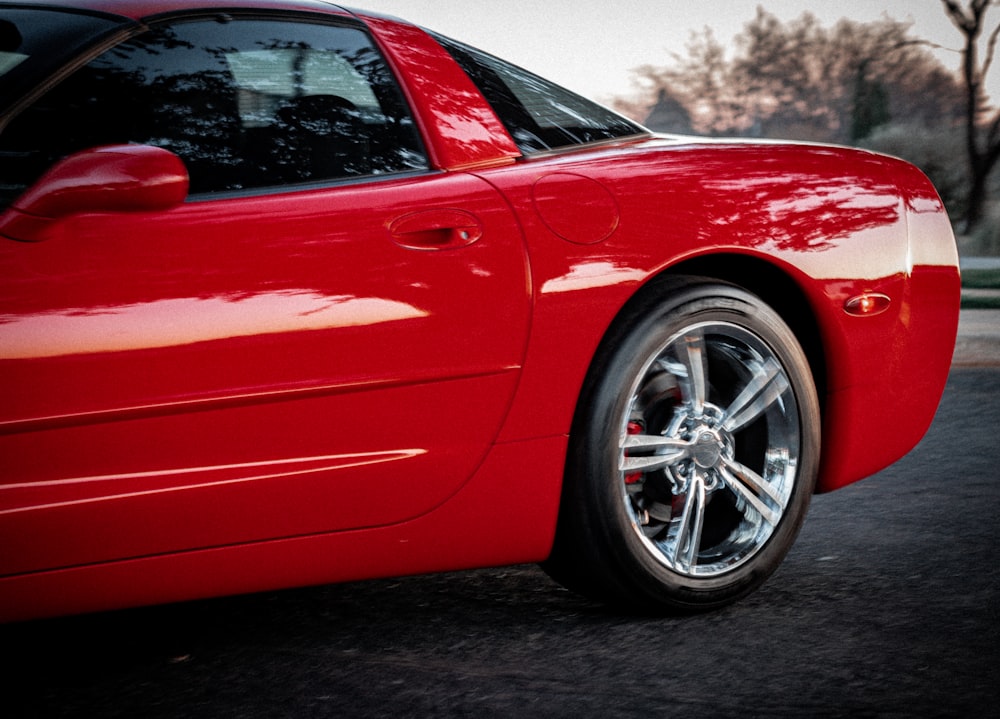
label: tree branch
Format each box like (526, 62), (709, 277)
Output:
(984, 8), (1000, 77)
(943, 0), (975, 33)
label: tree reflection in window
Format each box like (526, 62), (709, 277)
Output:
(0, 17), (428, 198)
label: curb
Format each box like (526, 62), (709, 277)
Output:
(953, 309), (1000, 367)
(956, 258), (1000, 365)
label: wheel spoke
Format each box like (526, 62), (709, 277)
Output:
(721, 358), (790, 433)
(619, 434), (691, 473)
(719, 456), (783, 525)
(599, 302), (813, 588)
(672, 473), (707, 570)
(677, 330), (709, 417)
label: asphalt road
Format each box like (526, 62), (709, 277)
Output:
(4, 367), (999, 719)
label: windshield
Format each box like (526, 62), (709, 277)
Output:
(0, 7), (126, 111)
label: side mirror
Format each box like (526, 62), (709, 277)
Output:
(0, 144), (189, 242)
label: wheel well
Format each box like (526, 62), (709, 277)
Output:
(549, 261), (825, 609)
(650, 255), (827, 403)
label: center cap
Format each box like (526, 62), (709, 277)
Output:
(692, 431), (722, 468)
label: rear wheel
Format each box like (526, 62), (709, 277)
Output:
(544, 280), (820, 611)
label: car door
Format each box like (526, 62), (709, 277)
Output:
(0, 14), (530, 576)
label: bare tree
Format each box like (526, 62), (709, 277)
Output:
(624, 8), (962, 144)
(943, 0), (1000, 228)
(620, 27), (745, 136)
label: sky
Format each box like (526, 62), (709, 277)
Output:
(350, 1), (988, 106)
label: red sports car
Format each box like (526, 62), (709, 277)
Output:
(0, 0), (960, 621)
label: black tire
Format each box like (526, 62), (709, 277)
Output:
(544, 278), (820, 612)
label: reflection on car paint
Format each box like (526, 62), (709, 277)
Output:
(1, 449), (426, 514)
(541, 261), (646, 294)
(0, 292), (428, 359)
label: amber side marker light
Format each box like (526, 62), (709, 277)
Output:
(844, 292), (891, 317)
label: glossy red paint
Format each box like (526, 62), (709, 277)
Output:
(531, 172), (620, 245)
(0, 145), (189, 242)
(481, 139), (959, 494)
(0, 434), (567, 620)
(361, 14), (522, 170)
(0, 170), (531, 579)
(0, 1), (960, 621)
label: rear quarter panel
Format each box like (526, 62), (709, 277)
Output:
(471, 138), (959, 492)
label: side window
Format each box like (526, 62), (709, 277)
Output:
(433, 34), (644, 154)
(0, 17), (428, 200)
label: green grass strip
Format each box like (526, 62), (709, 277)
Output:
(962, 268), (1000, 289)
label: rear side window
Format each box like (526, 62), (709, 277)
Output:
(0, 16), (428, 204)
(434, 34), (645, 154)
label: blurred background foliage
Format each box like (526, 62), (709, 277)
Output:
(611, 1), (1000, 256)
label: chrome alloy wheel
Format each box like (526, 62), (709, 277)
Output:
(618, 321), (801, 577)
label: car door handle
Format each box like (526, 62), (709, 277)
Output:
(388, 209), (483, 250)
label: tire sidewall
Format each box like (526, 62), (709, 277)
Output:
(575, 281), (821, 610)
